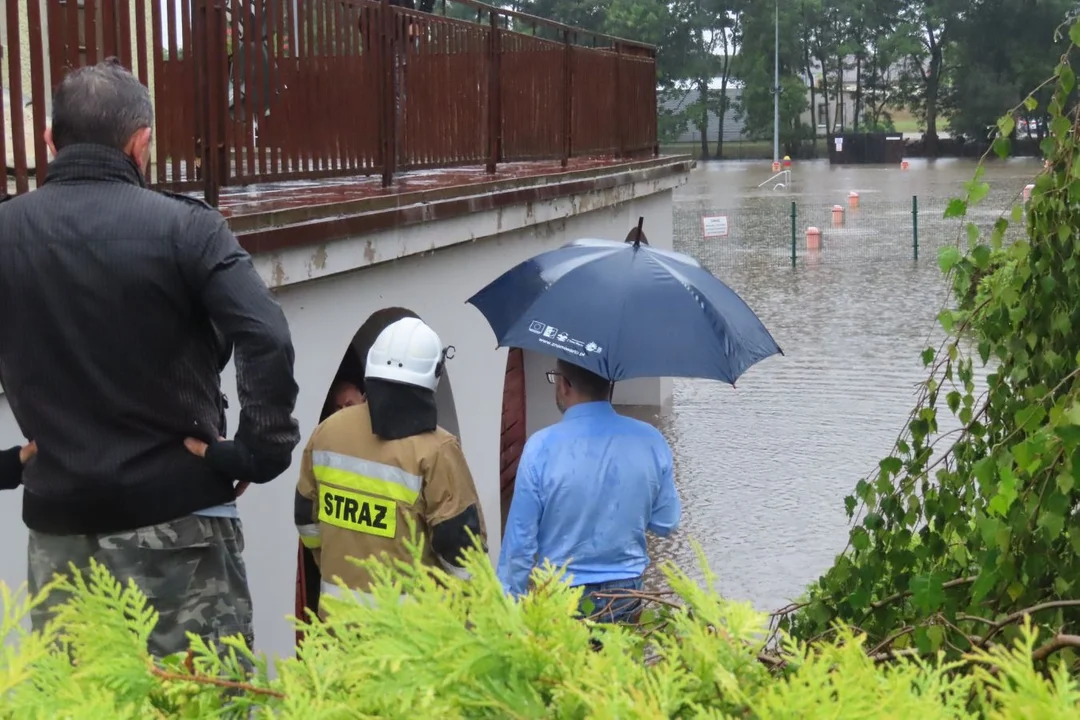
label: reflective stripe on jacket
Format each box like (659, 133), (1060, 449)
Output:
(295, 403), (486, 605)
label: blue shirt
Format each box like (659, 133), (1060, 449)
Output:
(497, 401), (680, 596)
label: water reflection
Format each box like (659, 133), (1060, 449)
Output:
(647, 158), (1029, 611)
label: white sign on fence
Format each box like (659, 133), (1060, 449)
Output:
(702, 215), (730, 239)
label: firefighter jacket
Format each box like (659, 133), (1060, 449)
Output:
(294, 403), (487, 603)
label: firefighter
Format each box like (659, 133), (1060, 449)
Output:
(294, 317), (487, 610)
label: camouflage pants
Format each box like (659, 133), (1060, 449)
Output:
(28, 515), (254, 659)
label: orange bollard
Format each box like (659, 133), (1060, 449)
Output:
(901, 160), (910, 170)
(831, 205), (844, 227)
(806, 227), (822, 250)
(772, 161), (781, 172)
(848, 191), (860, 209)
(1023, 184), (1035, 202)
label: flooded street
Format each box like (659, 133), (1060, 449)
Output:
(649, 157), (1041, 611)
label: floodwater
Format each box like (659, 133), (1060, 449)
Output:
(646, 157), (1041, 612)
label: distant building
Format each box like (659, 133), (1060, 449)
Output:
(659, 85), (750, 145)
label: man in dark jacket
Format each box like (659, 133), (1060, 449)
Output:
(0, 59), (300, 658)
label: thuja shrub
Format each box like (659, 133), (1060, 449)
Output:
(0, 539), (1078, 719)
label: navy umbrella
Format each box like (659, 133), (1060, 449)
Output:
(466, 230), (782, 384)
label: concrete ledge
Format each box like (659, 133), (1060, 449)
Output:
(251, 157), (691, 289)
(236, 156), (694, 257)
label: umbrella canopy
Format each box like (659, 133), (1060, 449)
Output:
(466, 237), (782, 384)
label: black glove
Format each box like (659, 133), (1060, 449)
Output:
(204, 439), (292, 485)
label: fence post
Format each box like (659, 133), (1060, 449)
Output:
(912, 195), (919, 261)
(193, 0), (224, 206)
(486, 11), (501, 174)
(613, 42), (625, 158)
(380, 0), (397, 188)
(790, 201), (797, 268)
(562, 30), (573, 167)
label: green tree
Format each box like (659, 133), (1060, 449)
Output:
(736, 0), (810, 154)
(894, 0), (965, 155)
(944, 0), (1072, 141)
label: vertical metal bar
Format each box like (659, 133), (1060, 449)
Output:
(229, 0), (242, 179)
(296, 0), (309, 171)
(46, 1), (66, 90)
(380, 0), (396, 186)
(486, 10), (500, 174)
(613, 42), (623, 157)
(26, 0), (48, 188)
(151, 0), (167, 185)
(652, 48), (659, 157)
(181, 0), (196, 184)
(253, 0), (266, 175)
(267, 0), (280, 175)
(5, 0), (26, 193)
(167, 0), (181, 184)
(244, 0), (258, 178)
(912, 195), (919, 261)
(134, 0), (149, 87)
(790, 201), (797, 268)
(102, 0), (117, 58)
(65, 0), (81, 69)
(195, 0), (223, 205)
(561, 29), (571, 166)
(117, 0), (132, 69)
(85, 0), (99, 66)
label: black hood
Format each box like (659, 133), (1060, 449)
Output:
(365, 378), (438, 440)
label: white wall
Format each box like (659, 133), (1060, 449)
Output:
(0, 179), (682, 662)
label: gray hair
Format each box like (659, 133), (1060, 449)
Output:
(51, 57), (153, 152)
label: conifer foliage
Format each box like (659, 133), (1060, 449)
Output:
(0, 538), (1078, 718)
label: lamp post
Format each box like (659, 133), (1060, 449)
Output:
(773, 0), (780, 166)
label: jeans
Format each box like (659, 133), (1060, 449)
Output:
(576, 576), (644, 624)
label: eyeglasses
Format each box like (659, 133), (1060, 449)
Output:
(545, 371), (563, 385)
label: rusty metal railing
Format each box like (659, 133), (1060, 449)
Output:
(0, 0), (658, 207)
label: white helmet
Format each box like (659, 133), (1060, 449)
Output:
(365, 317), (445, 391)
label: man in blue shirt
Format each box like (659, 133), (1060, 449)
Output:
(497, 359), (681, 622)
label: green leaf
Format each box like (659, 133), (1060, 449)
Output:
(943, 199), (968, 219)
(971, 570), (997, 603)
(879, 457), (902, 475)
(922, 347), (936, 366)
(990, 463), (1018, 516)
(971, 244), (990, 269)
(997, 115), (1016, 139)
(993, 136), (1011, 160)
(1062, 65), (1077, 95)
(911, 572), (947, 614)
(1024, 96), (1038, 112)
(938, 246), (963, 272)
(850, 527), (870, 552)
(1015, 405), (1047, 432)
(1070, 23), (1080, 46)
(938, 310), (957, 333)
(973, 457), (996, 489)
(966, 223), (979, 246)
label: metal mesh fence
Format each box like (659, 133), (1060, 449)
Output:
(673, 196), (1029, 269)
